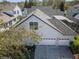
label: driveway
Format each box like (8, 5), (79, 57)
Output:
(34, 45), (74, 59)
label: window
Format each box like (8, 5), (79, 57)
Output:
(14, 11), (16, 14)
(9, 21), (12, 25)
(29, 22), (38, 30)
(13, 19), (16, 22)
(17, 10), (19, 14)
(4, 23), (8, 28)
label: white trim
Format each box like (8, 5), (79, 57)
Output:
(54, 15), (73, 23)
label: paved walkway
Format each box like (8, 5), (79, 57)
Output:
(34, 45), (74, 59)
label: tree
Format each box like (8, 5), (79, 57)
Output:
(47, 0), (65, 9)
(70, 34), (79, 54)
(0, 27), (40, 59)
(60, 1), (65, 11)
(73, 35), (79, 46)
(64, 3), (70, 10)
(47, 0), (53, 5)
(24, 0), (28, 8)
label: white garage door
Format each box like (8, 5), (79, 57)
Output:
(37, 39), (70, 46)
(38, 40), (57, 45)
(58, 40), (70, 46)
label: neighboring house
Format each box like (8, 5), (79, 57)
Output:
(27, 6), (79, 29)
(13, 5), (22, 16)
(66, 4), (79, 31)
(73, 4), (79, 19)
(0, 3), (16, 12)
(73, 4), (79, 8)
(0, 13), (17, 31)
(16, 9), (77, 46)
(74, 14), (79, 19)
(67, 7), (78, 17)
(0, 3), (23, 31)
(28, 6), (64, 16)
(0, 3), (22, 16)
(67, 4), (79, 17)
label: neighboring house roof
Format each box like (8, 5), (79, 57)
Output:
(74, 13), (79, 19)
(67, 4), (79, 17)
(0, 3), (16, 12)
(73, 4), (79, 8)
(66, 6), (79, 25)
(3, 11), (16, 17)
(16, 9), (77, 36)
(66, 15), (79, 25)
(49, 17), (76, 36)
(28, 6), (64, 17)
(0, 13), (15, 24)
(54, 15), (74, 23)
(67, 7), (78, 17)
(28, 6), (79, 25)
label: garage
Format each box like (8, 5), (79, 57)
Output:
(18, 9), (76, 46)
(34, 45), (74, 59)
(37, 39), (70, 46)
(38, 40), (57, 45)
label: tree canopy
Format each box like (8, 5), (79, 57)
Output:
(73, 34), (79, 46)
(70, 34), (79, 54)
(0, 27), (40, 59)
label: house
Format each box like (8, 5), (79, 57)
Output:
(0, 13), (17, 31)
(67, 4), (79, 17)
(13, 5), (22, 16)
(63, 15), (79, 33)
(72, 4), (79, 19)
(66, 5), (79, 33)
(16, 9), (77, 46)
(28, 6), (64, 16)
(26, 6), (79, 31)
(0, 3), (22, 16)
(0, 3), (16, 12)
(0, 3), (23, 31)
(74, 14), (79, 19)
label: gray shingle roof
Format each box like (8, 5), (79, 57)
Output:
(28, 6), (79, 25)
(28, 6), (64, 17)
(66, 15), (79, 25)
(48, 17), (77, 35)
(0, 3), (16, 13)
(16, 9), (77, 36)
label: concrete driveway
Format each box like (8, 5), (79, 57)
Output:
(34, 45), (74, 59)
